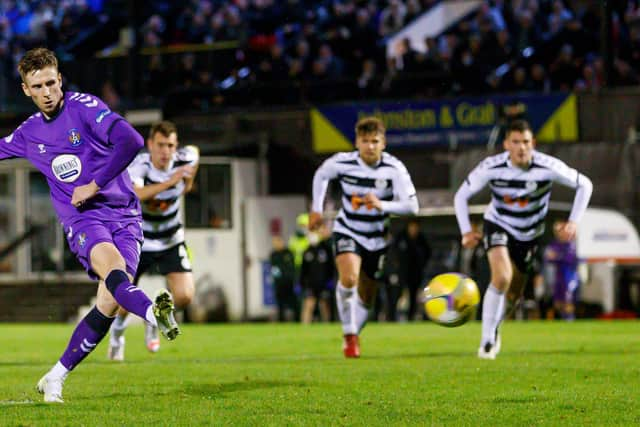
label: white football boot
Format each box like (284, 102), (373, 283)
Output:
(36, 374), (64, 403)
(108, 335), (125, 361)
(478, 331), (501, 360)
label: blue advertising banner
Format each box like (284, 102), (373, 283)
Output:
(310, 93), (577, 152)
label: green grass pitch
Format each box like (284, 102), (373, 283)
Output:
(0, 321), (639, 426)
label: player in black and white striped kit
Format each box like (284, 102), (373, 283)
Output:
(108, 121), (199, 360)
(310, 117), (419, 357)
(454, 120), (593, 360)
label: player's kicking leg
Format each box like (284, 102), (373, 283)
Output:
(37, 242), (179, 402)
(478, 246), (512, 360)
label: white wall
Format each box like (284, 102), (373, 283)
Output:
(183, 159), (259, 321)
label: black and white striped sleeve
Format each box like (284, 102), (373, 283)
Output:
(311, 155), (341, 213)
(454, 159), (492, 234)
(127, 153), (147, 188)
(379, 162), (419, 215)
(548, 157), (593, 223)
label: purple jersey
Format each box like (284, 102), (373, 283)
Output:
(544, 240), (579, 301)
(0, 92), (141, 228)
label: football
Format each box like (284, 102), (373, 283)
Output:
(423, 273), (480, 327)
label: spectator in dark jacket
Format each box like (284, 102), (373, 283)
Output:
(391, 218), (431, 321)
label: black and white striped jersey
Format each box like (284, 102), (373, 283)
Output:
(312, 151), (419, 251)
(128, 147), (199, 252)
(454, 151), (593, 241)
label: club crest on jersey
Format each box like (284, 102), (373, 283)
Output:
(374, 178), (388, 190)
(67, 128), (82, 147)
(51, 154), (82, 182)
(525, 181), (537, 191)
(78, 232), (87, 247)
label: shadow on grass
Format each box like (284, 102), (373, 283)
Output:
(364, 351), (471, 360)
(0, 361), (50, 367)
(0, 399), (49, 407)
(512, 347), (640, 356)
(492, 396), (550, 404)
(89, 355), (339, 366)
(185, 379), (308, 397)
(67, 379), (308, 401)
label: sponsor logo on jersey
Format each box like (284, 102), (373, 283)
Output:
(342, 176), (358, 185)
(492, 180), (509, 187)
(95, 109), (112, 123)
(374, 178), (388, 189)
(67, 128), (82, 147)
(490, 231), (508, 246)
(503, 195), (529, 207)
(51, 154), (82, 182)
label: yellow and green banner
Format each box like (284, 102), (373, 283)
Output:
(311, 93), (577, 153)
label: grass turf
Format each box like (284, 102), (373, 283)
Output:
(0, 321), (639, 426)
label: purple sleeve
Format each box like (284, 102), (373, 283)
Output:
(0, 128), (26, 160)
(92, 119), (144, 188)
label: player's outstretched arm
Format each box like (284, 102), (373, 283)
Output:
(549, 158), (593, 239)
(567, 174), (593, 226)
(454, 161), (490, 248)
(0, 129), (26, 161)
(310, 156), (339, 230)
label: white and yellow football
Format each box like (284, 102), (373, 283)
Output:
(424, 273), (480, 327)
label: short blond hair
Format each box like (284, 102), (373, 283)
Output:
(355, 116), (385, 135)
(18, 48), (59, 82)
(149, 121), (178, 140)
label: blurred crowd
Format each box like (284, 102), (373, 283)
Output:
(3, 1), (640, 108)
(0, 1), (107, 76)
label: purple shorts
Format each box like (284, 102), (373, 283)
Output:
(65, 218), (143, 280)
(552, 274), (579, 304)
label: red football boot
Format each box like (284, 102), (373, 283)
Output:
(343, 334), (360, 358)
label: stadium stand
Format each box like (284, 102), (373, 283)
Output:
(1, 0), (638, 110)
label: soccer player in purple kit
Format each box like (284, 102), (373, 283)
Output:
(544, 220), (581, 320)
(0, 48), (180, 403)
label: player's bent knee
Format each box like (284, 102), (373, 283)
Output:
(173, 291), (194, 308)
(339, 273), (358, 287)
(491, 273), (512, 290)
(96, 295), (119, 317)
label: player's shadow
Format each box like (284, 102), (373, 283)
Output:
(68, 380), (308, 401)
(0, 361), (50, 367)
(492, 396), (550, 404)
(185, 379), (308, 397)
(517, 347), (640, 356)
(365, 351), (473, 360)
